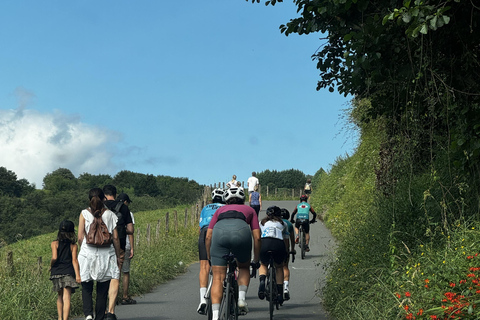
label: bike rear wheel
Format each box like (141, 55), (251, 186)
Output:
(206, 272), (213, 320)
(300, 227), (306, 259)
(268, 265), (275, 320)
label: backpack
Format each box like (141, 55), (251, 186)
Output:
(86, 209), (112, 247)
(111, 201), (127, 241)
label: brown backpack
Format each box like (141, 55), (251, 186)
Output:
(86, 208), (113, 247)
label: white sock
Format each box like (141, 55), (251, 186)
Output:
(212, 304), (220, 320)
(238, 285), (248, 301)
(200, 287), (207, 303)
(284, 281), (289, 290)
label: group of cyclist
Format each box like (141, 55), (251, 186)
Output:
(197, 185), (317, 320)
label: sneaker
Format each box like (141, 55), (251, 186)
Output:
(258, 281), (266, 300)
(238, 299), (248, 315)
(85, 316), (93, 320)
(197, 302), (207, 315)
(284, 288), (290, 301)
(105, 313), (117, 320)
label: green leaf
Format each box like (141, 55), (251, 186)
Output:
(404, 0), (411, 8)
(442, 15), (450, 24)
(430, 16), (437, 28)
(402, 12), (412, 23)
(344, 33), (353, 41)
(420, 24), (428, 34)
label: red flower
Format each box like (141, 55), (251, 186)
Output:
(405, 292), (411, 297)
(396, 293), (401, 299)
(450, 282), (456, 287)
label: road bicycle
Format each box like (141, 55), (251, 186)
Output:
(297, 219), (315, 259)
(264, 251), (281, 320)
(219, 253), (239, 320)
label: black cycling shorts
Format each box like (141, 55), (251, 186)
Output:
(198, 226), (208, 260)
(210, 219), (252, 266)
(295, 219), (310, 233)
(260, 238), (287, 265)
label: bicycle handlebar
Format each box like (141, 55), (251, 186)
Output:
(250, 261), (259, 278)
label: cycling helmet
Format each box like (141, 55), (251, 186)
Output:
(281, 208), (290, 220)
(211, 188), (225, 202)
(224, 187), (245, 202)
(300, 194), (308, 202)
(266, 206), (282, 217)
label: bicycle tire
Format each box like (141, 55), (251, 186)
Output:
(229, 286), (238, 320)
(206, 272), (213, 320)
(220, 280), (230, 320)
(268, 264), (275, 320)
(300, 226), (306, 259)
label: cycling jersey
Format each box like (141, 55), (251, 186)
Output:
(282, 219), (294, 236)
(199, 203), (224, 229)
(296, 202), (311, 220)
(260, 220), (288, 240)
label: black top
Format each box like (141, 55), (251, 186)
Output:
(51, 240), (75, 277)
(104, 199), (133, 250)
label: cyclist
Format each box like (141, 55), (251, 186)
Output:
(257, 206), (289, 305)
(206, 187), (261, 320)
(290, 195), (317, 252)
(197, 188), (226, 315)
(280, 208), (295, 300)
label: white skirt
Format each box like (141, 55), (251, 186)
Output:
(78, 244), (120, 282)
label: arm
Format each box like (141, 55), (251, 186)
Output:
(78, 214), (85, 246)
(290, 208), (297, 222)
(71, 244), (81, 283)
(50, 241), (58, 271)
(112, 228), (123, 268)
(310, 207), (317, 222)
(248, 193), (252, 206)
(128, 233), (134, 258)
(289, 229), (295, 252)
(259, 194), (262, 211)
(252, 229), (261, 262)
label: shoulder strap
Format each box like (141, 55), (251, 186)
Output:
(114, 201), (123, 213)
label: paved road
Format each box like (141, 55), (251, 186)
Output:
(80, 201), (335, 320)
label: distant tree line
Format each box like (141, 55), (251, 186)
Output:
(0, 167), (203, 245)
(256, 168), (314, 192)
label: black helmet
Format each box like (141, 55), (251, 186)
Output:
(300, 194), (308, 202)
(281, 208), (290, 220)
(266, 206), (281, 217)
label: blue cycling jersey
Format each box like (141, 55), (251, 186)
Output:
(296, 202), (311, 220)
(283, 219), (294, 236)
(199, 203), (224, 228)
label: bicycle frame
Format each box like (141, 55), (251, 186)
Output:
(265, 252), (280, 320)
(205, 270), (213, 320)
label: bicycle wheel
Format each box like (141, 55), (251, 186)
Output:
(220, 280), (230, 320)
(300, 227), (306, 259)
(228, 285), (238, 320)
(206, 273), (213, 320)
(268, 265), (275, 320)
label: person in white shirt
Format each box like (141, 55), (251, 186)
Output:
(247, 172), (259, 194)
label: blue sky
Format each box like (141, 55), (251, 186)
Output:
(0, 1), (356, 188)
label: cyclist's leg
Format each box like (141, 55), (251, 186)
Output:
(283, 251), (290, 299)
(198, 227), (209, 313)
(211, 266), (227, 319)
(304, 221), (311, 249)
(210, 223), (231, 319)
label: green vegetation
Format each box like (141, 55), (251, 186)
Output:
(0, 167), (202, 244)
(244, 0), (480, 318)
(0, 205), (199, 320)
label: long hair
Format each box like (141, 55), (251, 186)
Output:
(90, 195), (106, 218)
(261, 215), (284, 226)
(56, 230), (77, 244)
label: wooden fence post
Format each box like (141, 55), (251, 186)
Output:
(146, 224), (151, 245)
(156, 219), (161, 240)
(174, 210), (178, 233)
(267, 185), (269, 197)
(165, 212), (170, 234)
(184, 208), (188, 228)
(275, 188), (277, 197)
(191, 206), (195, 226)
(136, 227), (140, 247)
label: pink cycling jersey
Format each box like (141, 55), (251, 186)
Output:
(208, 204), (260, 231)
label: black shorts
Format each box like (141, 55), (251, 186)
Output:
(295, 219), (310, 233)
(304, 190), (311, 195)
(260, 238), (287, 265)
(198, 226), (208, 260)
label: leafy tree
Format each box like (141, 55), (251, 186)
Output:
(77, 173), (113, 190)
(0, 167), (34, 197)
(43, 168), (77, 193)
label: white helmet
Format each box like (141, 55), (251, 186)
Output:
(224, 187), (245, 202)
(211, 188), (225, 201)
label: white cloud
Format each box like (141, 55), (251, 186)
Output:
(0, 107), (118, 188)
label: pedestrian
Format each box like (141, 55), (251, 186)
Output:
(103, 185), (134, 319)
(304, 179), (312, 200)
(117, 193), (137, 305)
(247, 172), (259, 194)
(226, 175), (237, 189)
(248, 184), (262, 218)
(49, 220), (81, 320)
(78, 188), (122, 320)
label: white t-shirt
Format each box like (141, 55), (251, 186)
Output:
(227, 180), (238, 188)
(260, 220), (288, 240)
(247, 176), (259, 192)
